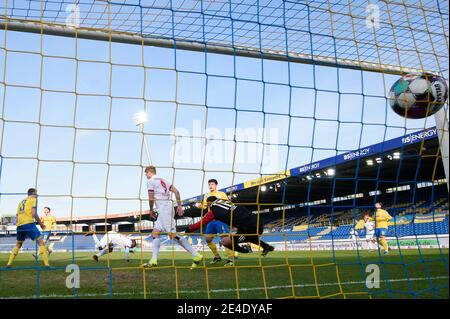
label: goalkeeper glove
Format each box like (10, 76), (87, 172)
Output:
(149, 211), (159, 222)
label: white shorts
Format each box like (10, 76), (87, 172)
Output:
(366, 233), (375, 240)
(154, 205), (176, 234)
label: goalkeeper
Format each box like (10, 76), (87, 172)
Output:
(197, 179), (237, 266)
(186, 196), (274, 256)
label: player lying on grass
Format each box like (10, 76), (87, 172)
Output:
(142, 166), (203, 269)
(185, 196), (275, 256)
(85, 231), (137, 262)
(374, 202), (393, 255)
(363, 213), (378, 251)
(6, 188), (50, 268)
(197, 179), (237, 266)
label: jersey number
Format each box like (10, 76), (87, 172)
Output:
(18, 200), (26, 214)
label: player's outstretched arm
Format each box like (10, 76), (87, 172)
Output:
(386, 211), (393, 220)
(170, 185), (184, 216)
(185, 211), (215, 233)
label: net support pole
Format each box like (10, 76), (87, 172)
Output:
(435, 107), (449, 191)
(141, 124), (152, 166)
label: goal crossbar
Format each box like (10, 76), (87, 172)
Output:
(0, 18), (428, 76)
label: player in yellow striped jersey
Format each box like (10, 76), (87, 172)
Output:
(197, 179), (237, 266)
(42, 207), (56, 254)
(6, 188), (50, 268)
(374, 202), (393, 255)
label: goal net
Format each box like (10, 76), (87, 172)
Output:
(0, 0), (448, 299)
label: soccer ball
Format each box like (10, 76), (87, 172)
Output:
(388, 73), (448, 119)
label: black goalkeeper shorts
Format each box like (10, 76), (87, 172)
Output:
(233, 215), (264, 245)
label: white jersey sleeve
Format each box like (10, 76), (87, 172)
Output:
(103, 232), (132, 248)
(112, 234), (133, 248)
(365, 221), (375, 232)
(147, 178), (157, 195)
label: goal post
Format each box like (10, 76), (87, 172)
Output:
(435, 107), (450, 191)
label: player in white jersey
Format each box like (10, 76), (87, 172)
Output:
(142, 166), (203, 269)
(86, 231), (137, 262)
(349, 227), (360, 249)
(363, 213), (378, 251)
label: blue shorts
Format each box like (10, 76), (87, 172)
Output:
(41, 231), (52, 240)
(205, 220), (230, 236)
(375, 228), (387, 237)
(16, 223), (41, 242)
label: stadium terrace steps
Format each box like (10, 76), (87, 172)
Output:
(309, 226), (333, 241)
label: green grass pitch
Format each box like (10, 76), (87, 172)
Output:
(0, 249), (448, 299)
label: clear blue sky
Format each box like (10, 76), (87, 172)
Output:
(0, 0), (447, 218)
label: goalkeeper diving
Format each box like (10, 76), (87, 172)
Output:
(185, 196), (275, 256)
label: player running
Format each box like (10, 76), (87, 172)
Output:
(185, 196), (275, 256)
(198, 179), (236, 266)
(363, 213), (378, 251)
(85, 231), (137, 262)
(142, 166), (203, 269)
(32, 206), (57, 260)
(6, 188), (50, 268)
(374, 202), (393, 255)
(41, 207), (56, 254)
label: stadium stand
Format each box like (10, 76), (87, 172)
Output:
(1, 195), (447, 252)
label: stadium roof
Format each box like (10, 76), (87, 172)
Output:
(56, 126), (446, 225)
(183, 126), (447, 215)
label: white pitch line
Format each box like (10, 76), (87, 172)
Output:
(1, 275), (448, 299)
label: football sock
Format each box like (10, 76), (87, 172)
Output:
(225, 247), (234, 259)
(177, 237), (198, 257)
(7, 246), (20, 266)
(379, 238), (389, 251)
(151, 237), (161, 260)
(96, 248), (108, 258)
(207, 241), (219, 257)
(38, 246), (49, 266)
(92, 234), (101, 249)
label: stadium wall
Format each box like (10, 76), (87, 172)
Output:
(269, 234), (449, 252)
